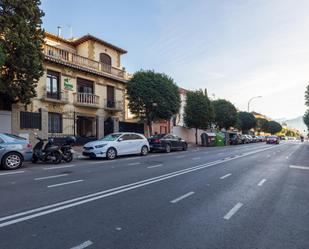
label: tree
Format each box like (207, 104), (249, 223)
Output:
(266, 121), (282, 135)
(184, 89), (214, 144)
(303, 110), (309, 131)
(255, 118), (269, 134)
(127, 70), (181, 136)
(212, 99), (237, 130)
(305, 85), (309, 107)
(0, 0), (45, 105)
(236, 111), (256, 133)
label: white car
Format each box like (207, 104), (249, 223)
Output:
(82, 132), (150, 160)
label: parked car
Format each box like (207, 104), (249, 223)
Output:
(241, 135), (250, 144)
(266, 136), (280, 144)
(0, 133), (32, 170)
(148, 134), (187, 152)
(83, 132), (149, 160)
(229, 133), (242, 145)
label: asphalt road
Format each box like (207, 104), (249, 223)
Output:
(0, 141), (308, 249)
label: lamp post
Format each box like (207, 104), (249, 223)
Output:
(247, 96), (262, 112)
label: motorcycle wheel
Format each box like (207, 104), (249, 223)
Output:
(64, 152), (73, 163)
(51, 151), (62, 164)
(32, 155), (38, 163)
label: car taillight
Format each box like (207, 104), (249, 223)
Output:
(26, 143), (32, 149)
(154, 139), (161, 143)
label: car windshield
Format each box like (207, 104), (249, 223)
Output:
(101, 134), (122, 141)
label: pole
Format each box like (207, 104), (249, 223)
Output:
(247, 96), (262, 112)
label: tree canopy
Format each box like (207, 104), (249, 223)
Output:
(236, 112), (256, 133)
(184, 89), (214, 144)
(266, 121), (282, 135)
(305, 85), (309, 107)
(127, 70), (180, 135)
(212, 99), (237, 130)
(0, 0), (45, 105)
(303, 110), (309, 132)
(255, 118), (269, 134)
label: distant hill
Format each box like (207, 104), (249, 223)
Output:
(275, 116), (307, 134)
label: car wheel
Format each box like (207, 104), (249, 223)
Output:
(165, 144), (171, 153)
(182, 143), (188, 151)
(141, 145), (148, 156)
(2, 152), (23, 170)
(106, 147), (117, 160)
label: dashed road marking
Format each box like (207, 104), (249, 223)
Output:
(170, 191), (195, 204)
(192, 157), (201, 160)
(47, 180), (84, 188)
(224, 202), (243, 220)
(257, 179), (266, 186)
(43, 165), (75, 170)
(35, 174), (68, 181)
(220, 173), (232, 180)
(70, 240), (93, 249)
(0, 171), (25, 176)
(289, 165), (309, 170)
(128, 162), (141, 166)
(147, 164), (163, 169)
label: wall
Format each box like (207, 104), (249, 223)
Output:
(172, 126), (209, 144)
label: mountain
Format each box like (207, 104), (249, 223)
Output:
(276, 116), (307, 134)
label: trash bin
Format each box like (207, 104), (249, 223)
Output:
(201, 132), (216, 146)
(215, 132), (226, 146)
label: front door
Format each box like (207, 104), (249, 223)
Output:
(77, 116), (95, 137)
(116, 134), (133, 155)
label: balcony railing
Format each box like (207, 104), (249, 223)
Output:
(44, 44), (125, 79)
(103, 99), (123, 111)
(73, 92), (100, 108)
(41, 91), (69, 103)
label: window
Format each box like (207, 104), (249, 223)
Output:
(46, 70), (60, 99)
(100, 53), (112, 73)
(20, 111), (41, 129)
(131, 134), (143, 140)
(48, 112), (62, 133)
(77, 78), (94, 94)
(121, 134), (132, 141)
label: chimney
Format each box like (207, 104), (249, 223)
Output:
(57, 26), (62, 37)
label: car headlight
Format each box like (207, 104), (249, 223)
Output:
(95, 144), (107, 148)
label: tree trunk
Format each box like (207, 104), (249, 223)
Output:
(147, 119), (153, 137)
(195, 127), (198, 145)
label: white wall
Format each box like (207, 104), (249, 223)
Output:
(172, 126), (208, 144)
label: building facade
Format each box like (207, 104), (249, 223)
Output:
(8, 31), (128, 143)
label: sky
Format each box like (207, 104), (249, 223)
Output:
(41, 0), (309, 120)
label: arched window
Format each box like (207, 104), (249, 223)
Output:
(100, 53), (111, 73)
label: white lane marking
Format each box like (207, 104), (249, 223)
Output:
(176, 155), (185, 158)
(289, 165), (309, 170)
(35, 174), (68, 181)
(89, 160), (111, 164)
(124, 157), (140, 161)
(257, 179), (266, 186)
(223, 202), (243, 220)
(47, 180), (84, 188)
(43, 164), (75, 170)
(286, 156), (289, 159)
(0, 171), (25, 176)
(147, 164), (163, 169)
(220, 173), (232, 180)
(192, 157), (201, 160)
(0, 145), (282, 228)
(70, 240), (93, 249)
(128, 162), (141, 166)
(170, 191), (195, 203)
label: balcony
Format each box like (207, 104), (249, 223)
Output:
(43, 44), (125, 80)
(103, 99), (123, 111)
(73, 92), (100, 108)
(41, 91), (69, 104)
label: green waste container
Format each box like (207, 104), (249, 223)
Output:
(215, 132), (225, 146)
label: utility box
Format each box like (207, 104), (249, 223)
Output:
(215, 132), (226, 146)
(201, 132), (216, 147)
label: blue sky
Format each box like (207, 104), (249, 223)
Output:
(41, 0), (309, 119)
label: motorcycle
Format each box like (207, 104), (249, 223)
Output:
(59, 136), (76, 163)
(32, 137), (62, 164)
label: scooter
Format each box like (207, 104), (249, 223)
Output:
(32, 137), (62, 164)
(59, 136), (76, 163)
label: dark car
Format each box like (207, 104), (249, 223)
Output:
(148, 134), (187, 153)
(229, 133), (242, 145)
(266, 136), (280, 144)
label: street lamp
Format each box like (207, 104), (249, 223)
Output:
(247, 96), (262, 112)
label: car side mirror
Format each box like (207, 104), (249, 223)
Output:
(118, 138), (123, 142)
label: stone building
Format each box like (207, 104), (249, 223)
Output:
(4, 31), (128, 144)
